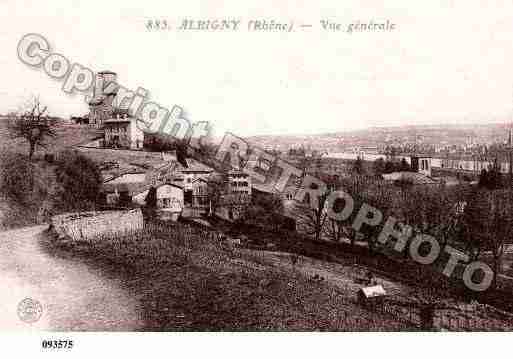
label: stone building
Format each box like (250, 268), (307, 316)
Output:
(88, 71), (118, 127)
(227, 170), (252, 195)
(103, 115), (144, 149)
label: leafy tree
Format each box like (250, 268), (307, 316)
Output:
(352, 157), (364, 175)
(384, 160), (397, 174)
(54, 150), (102, 211)
(478, 169), (489, 189)
(479, 160), (504, 190)
(206, 173), (228, 216)
(0, 152), (63, 224)
(142, 186), (158, 220)
(145, 186), (157, 208)
(399, 158), (411, 172)
(8, 97), (56, 160)
(373, 158), (386, 176)
(253, 191), (284, 213)
(248, 192), (286, 232)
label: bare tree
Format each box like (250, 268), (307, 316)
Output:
(489, 190), (513, 288)
(326, 217), (346, 242)
(293, 190), (330, 242)
(8, 97), (56, 160)
(463, 189), (513, 288)
(358, 180), (395, 253)
(326, 176), (365, 246)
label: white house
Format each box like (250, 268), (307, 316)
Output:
(102, 172), (148, 205)
(181, 161), (214, 190)
(227, 170), (252, 196)
(133, 183), (184, 221)
(410, 154), (432, 177)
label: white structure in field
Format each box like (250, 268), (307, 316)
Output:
(410, 154), (432, 177)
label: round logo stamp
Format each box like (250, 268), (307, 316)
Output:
(17, 297), (43, 324)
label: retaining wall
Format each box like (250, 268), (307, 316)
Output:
(51, 209), (143, 240)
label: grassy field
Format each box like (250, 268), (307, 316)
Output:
(41, 221), (414, 331)
(0, 121), (102, 157)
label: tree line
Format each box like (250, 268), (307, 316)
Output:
(294, 158), (513, 290)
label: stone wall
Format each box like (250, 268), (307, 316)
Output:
(51, 209), (143, 240)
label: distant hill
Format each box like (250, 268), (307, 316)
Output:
(245, 122), (513, 152)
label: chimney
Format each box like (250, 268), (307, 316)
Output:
(93, 71), (117, 99)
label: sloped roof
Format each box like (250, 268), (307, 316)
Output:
(104, 118), (132, 124)
(410, 154), (432, 158)
(358, 285), (387, 298)
(102, 177), (184, 196)
(192, 177), (208, 184)
(227, 169), (249, 175)
(102, 181), (151, 196)
(103, 172), (146, 184)
(179, 158), (214, 172)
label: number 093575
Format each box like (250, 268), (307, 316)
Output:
(42, 340), (73, 349)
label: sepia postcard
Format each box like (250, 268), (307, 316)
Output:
(1, 0), (512, 357)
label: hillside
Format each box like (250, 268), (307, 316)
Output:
(42, 222), (413, 331)
(0, 120), (102, 157)
(39, 218), (513, 331)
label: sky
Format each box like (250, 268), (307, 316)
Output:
(2, 0), (513, 137)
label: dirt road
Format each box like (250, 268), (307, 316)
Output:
(0, 225), (144, 331)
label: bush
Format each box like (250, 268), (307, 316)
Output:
(0, 152), (35, 205)
(54, 150), (102, 211)
(0, 150), (103, 227)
